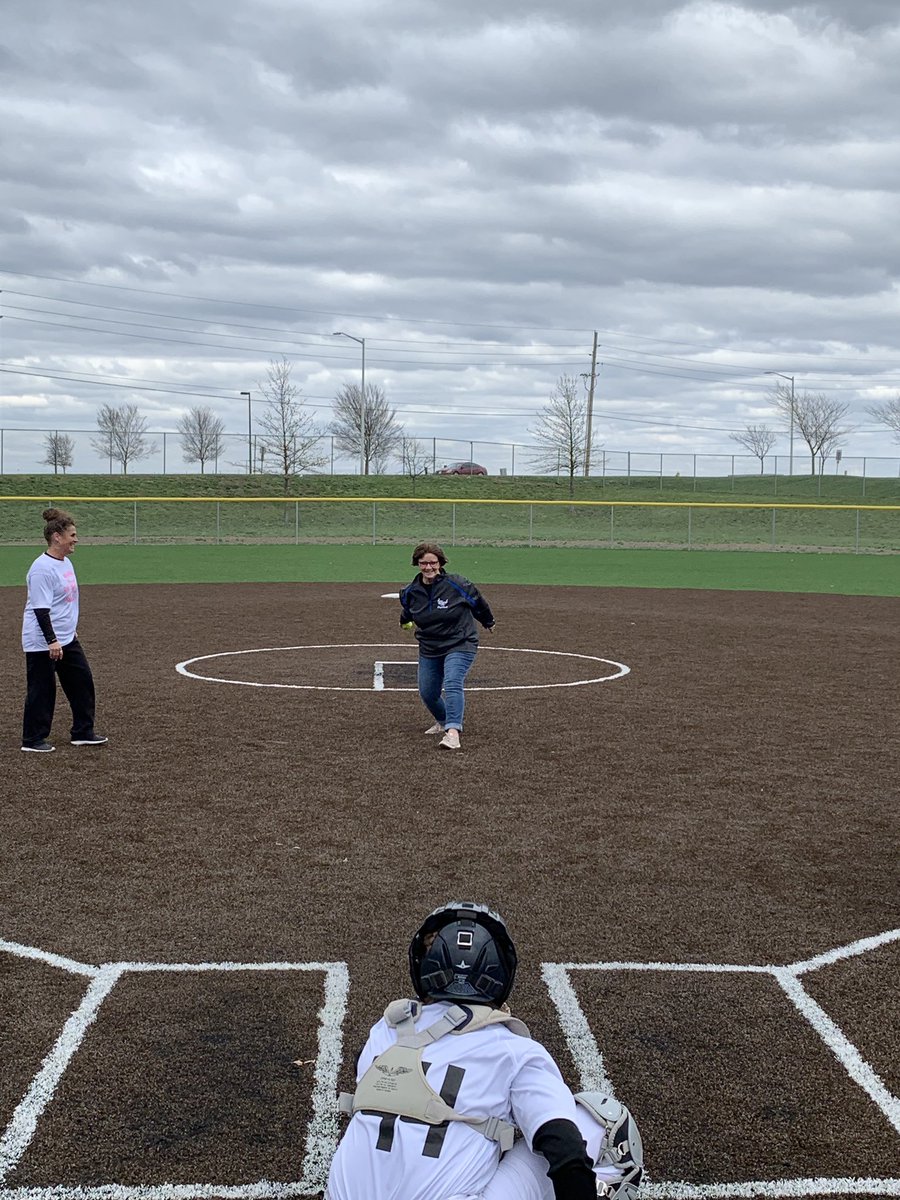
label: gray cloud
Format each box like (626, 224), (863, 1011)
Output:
(1, 0), (899, 473)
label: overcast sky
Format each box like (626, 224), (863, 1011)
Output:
(2, 0), (900, 475)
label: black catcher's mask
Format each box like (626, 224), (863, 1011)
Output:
(408, 901), (518, 1007)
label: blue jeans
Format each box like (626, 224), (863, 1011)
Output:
(417, 650), (476, 731)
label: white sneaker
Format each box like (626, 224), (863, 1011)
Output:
(424, 722), (444, 736)
(439, 729), (461, 750)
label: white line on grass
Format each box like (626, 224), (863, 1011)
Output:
(175, 644), (630, 692)
(297, 962), (350, 1192)
(0, 940), (97, 978)
(0, 953), (349, 1196)
(1, 1174), (896, 1200)
(544, 931), (900, 1198)
(540, 964), (616, 1096)
(0, 966), (123, 1182)
(772, 969), (900, 1136)
(788, 928), (900, 976)
(552, 960), (770, 973)
(640, 1178), (900, 1198)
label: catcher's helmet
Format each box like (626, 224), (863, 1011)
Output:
(408, 901), (518, 1007)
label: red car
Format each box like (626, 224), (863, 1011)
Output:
(438, 461), (488, 476)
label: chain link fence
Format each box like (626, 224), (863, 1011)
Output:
(1, 496), (898, 553)
(3, 428), (900, 495)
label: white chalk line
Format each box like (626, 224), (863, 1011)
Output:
(298, 962), (349, 1190)
(789, 928), (900, 976)
(545, 928), (900, 1188)
(641, 1179), (900, 1198)
(0, 1175), (898, 1200)
(541, 964), (615, 1097)
(373, 660), (414, 691)
(175, 643), (630, 692)
(0, 967), (124, 1182)
(0, 950), (349, 1195)
(3, 936), (896, 1196)
(772, 969), (900, 1137)
(0, 940), (98, 978)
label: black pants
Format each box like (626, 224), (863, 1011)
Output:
(23, 637), (96, 747)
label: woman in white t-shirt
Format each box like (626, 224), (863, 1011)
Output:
(21, 507), (107, 753)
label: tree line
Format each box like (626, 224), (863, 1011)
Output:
(40, 359), (900, 489)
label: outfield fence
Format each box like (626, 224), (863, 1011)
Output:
(3, 496), (900, 554)
(4, 427), (900, 496)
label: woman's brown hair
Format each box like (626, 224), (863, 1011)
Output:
(42, 508), (75, 544)
(411, 541), (447, 567)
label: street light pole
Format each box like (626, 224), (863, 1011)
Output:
(333, 332), (366, 475)
(583, 331), (599, 478)
(765, 372), (795, 476)
(240, 392), (252, 474)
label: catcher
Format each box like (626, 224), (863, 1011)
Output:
(326, 901), (643, 1200)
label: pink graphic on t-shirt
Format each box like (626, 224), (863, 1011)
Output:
(62, 568), (78, 603)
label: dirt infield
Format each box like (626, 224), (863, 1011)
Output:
(1, 582), (898, 1198)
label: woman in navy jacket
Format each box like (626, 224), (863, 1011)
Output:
(399, 542), (495, 750)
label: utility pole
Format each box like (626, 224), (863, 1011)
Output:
(241, 392), (252, 474)
(584, 331), (599, 477)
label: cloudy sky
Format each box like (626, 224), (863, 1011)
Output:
(2, 0), (900, 475)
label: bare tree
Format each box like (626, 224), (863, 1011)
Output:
(397, 435), (432, 494)
(91, 403), (157, 474)
(529, 374), (587, 497)
(257, 357), (325, 494)
(730, 424), (776, 474)
(769, 385), (852, 475)
(867, 396), (900, 442)
(177, 406), (226, 474)
(331, 382), (402, 475)
(42, 431), (75, 475)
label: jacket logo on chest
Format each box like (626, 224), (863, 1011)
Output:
(437, 598), (449, 608)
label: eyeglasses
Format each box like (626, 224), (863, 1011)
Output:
(418, 560), (441, 568)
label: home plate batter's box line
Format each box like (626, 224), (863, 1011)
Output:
(1, 941), (898, 1200)
(0, 942), (349, 1198)
(542, 927), (900, 1200)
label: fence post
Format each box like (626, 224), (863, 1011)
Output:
(529, 505), (533, 547)
(372, 502), (377, 546)
(771, 507), (776, 549)
(688, 506), (692, 549)
(452, 503), (457, 546)
(295, 501), (300, 544)
(133, 501), (138, 545)
(216, 501), (221, 544)
(855, 509), (860, 554)
(609, 505), (614, 547)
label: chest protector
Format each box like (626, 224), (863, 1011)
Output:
(339, 998), (530, 1152)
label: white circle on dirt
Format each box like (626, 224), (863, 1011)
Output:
(176, 644), (630, 692)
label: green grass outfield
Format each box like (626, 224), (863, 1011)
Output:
(1, 543), (898, 595)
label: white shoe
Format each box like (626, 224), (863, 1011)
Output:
(424, 722), (444, 736)
(439, 729), (461, 750)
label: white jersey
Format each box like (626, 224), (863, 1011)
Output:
(22, 553), (79, 652)
(326, 1000), (580, 1200)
